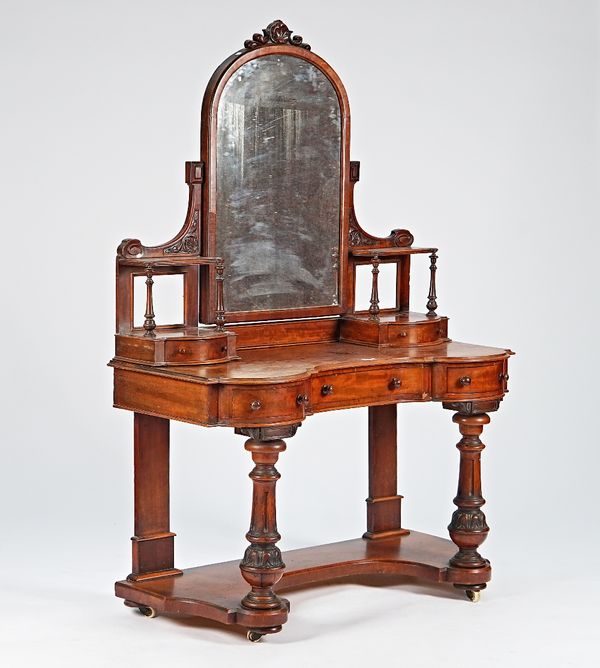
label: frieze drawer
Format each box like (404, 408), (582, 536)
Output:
(312, 365), (430, 411)
(219, 382), (307, 426)
(432, 361), (505, 400)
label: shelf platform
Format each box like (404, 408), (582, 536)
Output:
(350, 247), (437, 258)
(115, 531), (491, 632)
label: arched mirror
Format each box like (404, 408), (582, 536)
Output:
(201, 45), (350, 323)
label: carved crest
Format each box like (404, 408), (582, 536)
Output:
(244, 20), (311, 51)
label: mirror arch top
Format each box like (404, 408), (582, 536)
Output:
(200, 24), (351, 324)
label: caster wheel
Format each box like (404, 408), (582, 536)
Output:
(138, 605), (158, 618)
(466, 590), (481, 603)
(247, 630), (264, 643)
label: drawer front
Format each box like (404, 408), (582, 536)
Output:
(312, 365), (430, 411)
(164, 335), (233, 365)
(388, 319), (447, 346)
(433, 361), (504, 400)
(113, 368), (218, 425)
(219, 382), (306, 426)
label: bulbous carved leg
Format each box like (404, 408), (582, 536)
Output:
(447, 412), (490, 570)
(236, 426), (296, 618)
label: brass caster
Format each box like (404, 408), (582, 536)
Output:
(466, 590), (481, 603)
(247, 630), (264, 643)
(138, 605), (158, 618)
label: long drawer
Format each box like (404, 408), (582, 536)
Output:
(311, 364), (430, 411)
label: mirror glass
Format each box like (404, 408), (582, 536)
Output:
(215, 54), (341, 313)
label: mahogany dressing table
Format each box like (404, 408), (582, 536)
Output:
(110, 20), (513, 642)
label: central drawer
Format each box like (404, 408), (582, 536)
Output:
(311, 365), (430, 411)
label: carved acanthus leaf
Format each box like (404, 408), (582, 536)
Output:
(449, 509), (489, 533)
(163, 210), (199, 255)
(235, 424), (301, 441)
(241, 544), (285, 570)
(442, 400), (502, 415)
(244, 20), (310, 51)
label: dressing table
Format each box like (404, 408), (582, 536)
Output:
(109, 20), (513, 642)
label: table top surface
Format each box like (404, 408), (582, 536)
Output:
(110, 340), (513, 385)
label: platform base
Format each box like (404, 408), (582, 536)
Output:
(115, 531), (491, 633)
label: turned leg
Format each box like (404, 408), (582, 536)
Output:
(448, 411), (490, 570)
(443, 400), (500, 598)
(363, 404), (409, 540)
(128, 413), (181, 581)
(235, 425), (298, 637)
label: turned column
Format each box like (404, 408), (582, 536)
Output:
(236, 425), (298, 623)
(443, 400), (500, 580)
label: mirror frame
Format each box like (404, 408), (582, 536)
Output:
(199, 44), (351, 324)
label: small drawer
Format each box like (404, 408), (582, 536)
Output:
(219, 382), (307, 426)
(164, 336), (232, 365)
(388, 318), (447, 346)
(312, 365), (430, 411)
(433, 361), (504, 400)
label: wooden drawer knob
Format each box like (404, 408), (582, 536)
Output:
(321, 384), (334, 396)
(458, 376), (472, 386)
(499, 372), (510, 382)
(296, 394), (309, 406)
(389, 377), (402, 390)
(250, 400), (262, 411)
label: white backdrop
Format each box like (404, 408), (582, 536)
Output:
(1, 1), (598, 666)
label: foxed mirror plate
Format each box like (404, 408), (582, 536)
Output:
(215, 54), (342, 314)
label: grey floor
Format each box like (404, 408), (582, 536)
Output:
(2, 538), (597, 668)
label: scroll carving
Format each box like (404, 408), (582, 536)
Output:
(244, 19), (311, 51)
(116, 161), (203, 260)
(347, 162), (414, 248)
(348, 212), (414, 248)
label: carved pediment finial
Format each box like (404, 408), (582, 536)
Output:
(244, 20), (311, 51)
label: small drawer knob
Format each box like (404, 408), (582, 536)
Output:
(321, 384), (334, 396)
(398, 331), (407, 338)
(389, 377), (402, 390)
(250, 400), (262, 411)
(498, 372), (510, 382)
(296, 394), (309, 406)
(458, 376), (472, 387)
